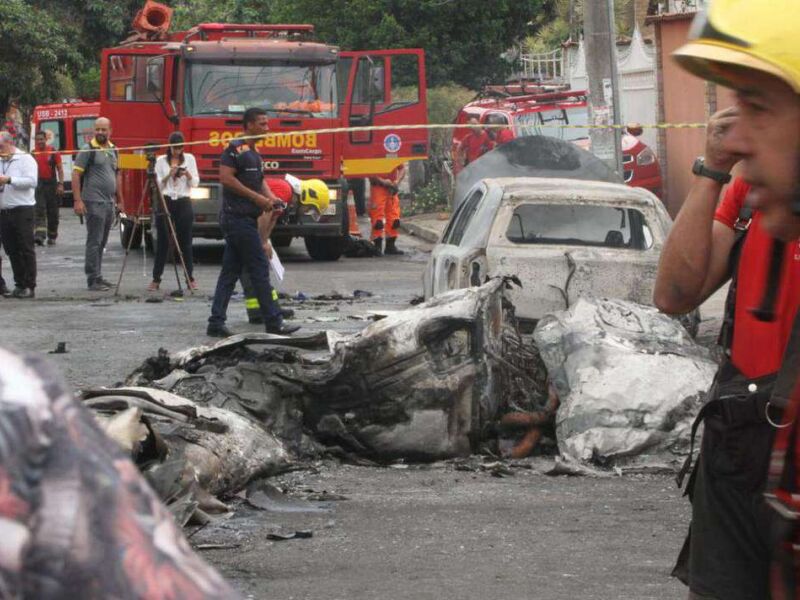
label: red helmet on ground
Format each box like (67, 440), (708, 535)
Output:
(264, 177), (294, 218)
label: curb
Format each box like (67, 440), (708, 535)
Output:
(399, 220), (442, 244)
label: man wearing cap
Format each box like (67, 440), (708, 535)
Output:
(653, 2), (800, 598)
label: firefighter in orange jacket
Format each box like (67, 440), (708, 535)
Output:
(369, 164), (405, 256)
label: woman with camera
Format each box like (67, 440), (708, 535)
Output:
(149, 131), (199, 291)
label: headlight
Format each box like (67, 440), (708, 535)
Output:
(190, 187), (211, 200)
(636, 147), (657, 166)
(328, 188), (338, 201)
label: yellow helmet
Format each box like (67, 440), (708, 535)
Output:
(673, 0), (800, 93)
(299, 179), (330, 215)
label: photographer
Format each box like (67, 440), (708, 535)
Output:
(368, 163), (406, 256)
(149, 132), (199, 291)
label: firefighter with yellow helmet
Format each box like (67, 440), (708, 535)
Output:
(654, 1), (800, 597)
(242, 176), (331, 323)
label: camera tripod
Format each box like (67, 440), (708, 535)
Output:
(114, 152), (193, 297)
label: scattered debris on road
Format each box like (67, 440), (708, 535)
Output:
(87, 279), (554, 507)
(82, 281), (719, 517)
(267, 529), (314, 541)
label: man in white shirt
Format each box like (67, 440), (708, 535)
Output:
(0, 131), (38, 298)
(149, 131), (199, 291)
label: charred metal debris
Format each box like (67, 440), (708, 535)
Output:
(83, 281), (714, 513)
(84, 279), (552, 510)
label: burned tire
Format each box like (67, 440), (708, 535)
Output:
(120, 218), (142, 250)
(304, 235), (344, 261)
(271, 234), (292, 248)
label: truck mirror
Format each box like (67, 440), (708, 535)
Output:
(146, 57), (165, 100)
(370, 66), (384, 102)
(168, 100), (179, 125)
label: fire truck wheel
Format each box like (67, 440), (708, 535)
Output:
(120, 218), (143, 250)
(271, 235), (292, 248)
(304, 235), (344, 261)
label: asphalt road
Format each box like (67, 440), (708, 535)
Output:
(0, 210), (431, 388)
(0, 210), (693, 599)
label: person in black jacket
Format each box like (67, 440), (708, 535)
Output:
(206, 108), (300, 337)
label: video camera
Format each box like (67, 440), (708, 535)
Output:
(144, 143), (158, 175)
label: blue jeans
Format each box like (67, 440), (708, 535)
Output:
(209, 213), (282, 328)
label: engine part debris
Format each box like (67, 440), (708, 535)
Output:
(534, 298), (717, 469)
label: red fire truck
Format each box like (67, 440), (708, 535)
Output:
(452, 89), (662, 199)
(97, 4), (428, 260)
(30, 101), (100, 203)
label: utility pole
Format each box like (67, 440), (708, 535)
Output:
(583, 0), (624, 176)
(568, 0), (577, 42)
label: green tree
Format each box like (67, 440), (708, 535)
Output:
(526, 0), (635, 52)
(0, 0), (81, 114)
(271, 0), (552, 89)
(170, 0), (275, 32)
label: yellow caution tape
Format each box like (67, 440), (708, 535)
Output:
(21, 121), (707, 159)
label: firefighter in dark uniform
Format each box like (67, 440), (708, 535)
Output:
(207, 107), (300, 337)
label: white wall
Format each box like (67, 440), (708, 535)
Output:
(568, 27), (658, 150)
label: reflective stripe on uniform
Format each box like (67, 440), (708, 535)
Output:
(245, 289), (277, 309)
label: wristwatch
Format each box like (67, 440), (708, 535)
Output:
(692, 157), (732, 184)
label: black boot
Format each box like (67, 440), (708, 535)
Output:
(372, 237), (383, 256)
(384, 237), (404, 255)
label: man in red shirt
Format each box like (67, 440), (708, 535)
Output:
(487, 113), (515, 147)
(32, 131), (64, 246)
(654, 3), (800, 597)
(457, 117), (492, 167)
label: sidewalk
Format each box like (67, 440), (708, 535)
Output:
(399, 212), (451, 244)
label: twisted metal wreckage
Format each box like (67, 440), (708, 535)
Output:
(83, 279), (715, 517)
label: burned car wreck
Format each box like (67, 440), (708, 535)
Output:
(84, 280), (716, 514)
(85, 280), (549, 506)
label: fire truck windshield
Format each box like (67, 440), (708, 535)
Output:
(185, 61), (338, 118)
(515, 107), (590, 142)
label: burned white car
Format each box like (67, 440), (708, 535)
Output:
(424, 177), (684, 330)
